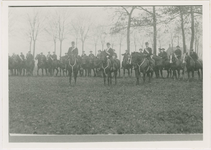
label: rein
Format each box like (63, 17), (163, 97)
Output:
(137, 58), (146, 73)
(69, 58), (76, 75)
(102, 60), (110, 77)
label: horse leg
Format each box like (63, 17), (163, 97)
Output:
(74, 70), (77, 85)
(143, 72), (146, 83)
(69, 70), (72, 86)
(123, 68), (125, 78)
(197, 70), (200, 80)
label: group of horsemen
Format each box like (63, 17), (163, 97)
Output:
(11, 40), (199, 71)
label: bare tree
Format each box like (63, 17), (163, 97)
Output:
(71, 14), (93, 53)
(26, 10), (43, 57)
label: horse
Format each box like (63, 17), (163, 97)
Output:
(122, 54), (133, 78)
(93, 57), (102, 77)
(67, 54), (79, 85)
(79, 55), (89, 77)
(46, 57), (53, 76)
(99, 51), (120, 85)
(59, 56), (68, 76)
(184, 53), (203, 80)
(169, 53), (185, 80)
(25, 57), (35, 76)
(52, 59), (60, 76)
(131, 52), (153, 85)
(35, 54), (47, 76)
(87, 57), (96, 77)
(152, 55), (163, 78)
(11, 55), (22, 76)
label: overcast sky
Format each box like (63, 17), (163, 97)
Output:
(8, 6), (202, 59)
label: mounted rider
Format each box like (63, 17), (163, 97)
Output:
(104, 42), (115, 69)
(143, 42), (153, 67)
(89, 51), (95, 58)
(174, 45), (182, 59)
(47, 52), (52, 60)
(81, 51), (87, 58)
(52, 52), (57, 61)
(68, 41), (78, 59)
(97, 50), (101, 58)
(158, 48), (168, 64)
(20, 52), (25, 61)
(189, 49), (198, 61)
(122, 50), (131, 64)
(26, 51), (33, 60)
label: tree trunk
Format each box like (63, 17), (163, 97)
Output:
(119, 43), (122, 67)
(95, 43), (97, 55)
(82, 40), (84, 53)
(153, 6), (157, 55)
(29, 39), (32, 52)
(60, 40), (63, 59)
(179, 6), (186, 54)
(190, 6), (194, 51)
(54, 39), (56, 54)
(33, 40), (36, 58)
(127, 14), (131, 53)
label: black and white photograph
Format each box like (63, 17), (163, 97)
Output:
(1, 0), (210, 147)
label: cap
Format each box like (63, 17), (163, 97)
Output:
(176, 45), (180, 48)
(106, 42), (111, 45)
(71, 41), (75, 44)
(145, 42), (149, 45)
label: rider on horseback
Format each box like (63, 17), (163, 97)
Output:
(68, 41), (78, 58)
(189, 49), (198, 61)
(47, 52), (52, 60)
(89, 51), (95, 58)
(26, 51), (33, 60)
(52, 52), (57, 60)
(158, 48), (168, 64)
(143, 42), (153, 68)
(97, 50), (101, 58)
(20, 52), (25, 61)
(104, 42), (115, 70)
(174, 46), (182, 59)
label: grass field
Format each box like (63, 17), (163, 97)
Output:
(9, 74), (203, 134)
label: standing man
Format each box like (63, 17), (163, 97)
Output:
(174, 45), (182, 59)
(52, 52), (57, 61)
(68, 41), (78, 57)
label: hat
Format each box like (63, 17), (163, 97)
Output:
(176, 45), (180, 48)
(139, 48), (143, 51)
(71, 41), (75, 44)
(48, 52), (50, 53)
(145, 42), (149, 45)
(161, 48), (165, 50)
(106, 42), (111, 45)
(90, 51), (92, 52)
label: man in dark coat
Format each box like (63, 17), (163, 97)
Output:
(190, 49), (198, 61)
(97, 50), (101, 58)
(52, 52), (57, 60)
(104, 42), (115, 69)
(20, 52), (25, 61)
(89, 51), (95, 58)
(81, 51), (87, 58)
(143, 42), (153, 67)
(68, 41), (78, 57)
(26, 51), (33, 60)
(174, 46), (182, 59)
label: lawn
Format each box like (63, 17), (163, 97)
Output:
(9, 75), (203, 134)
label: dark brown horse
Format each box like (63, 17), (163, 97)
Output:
(67, 54), (79, 85)
(99, 51), (120, 85)
(122, 54), (133, 77)
(169, 54), (186, 80)
(35, 54), (47, 76)
(131, 52), (153, 85)
(184, 53), (203, 80)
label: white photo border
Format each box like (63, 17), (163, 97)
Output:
(1, 0), (210, 148)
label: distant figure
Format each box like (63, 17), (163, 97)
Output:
(174, 45), (182, 59)
(89, 51), (95, 58)
(20, 52), (25, 61)
(159, 48), (168, 63)
(26, 51), (33, 60)
(97, 50), (101, 58)
(47, 52), (52, 60)
(68, 41), (78, 57)
(104, 42), (115, 69)
(52, 52), (57, 60)
(81, 51), (87, 58)
(189, 49), (198, 61)
(122, 50), (130, 57)
(139, 48), (143, 54)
